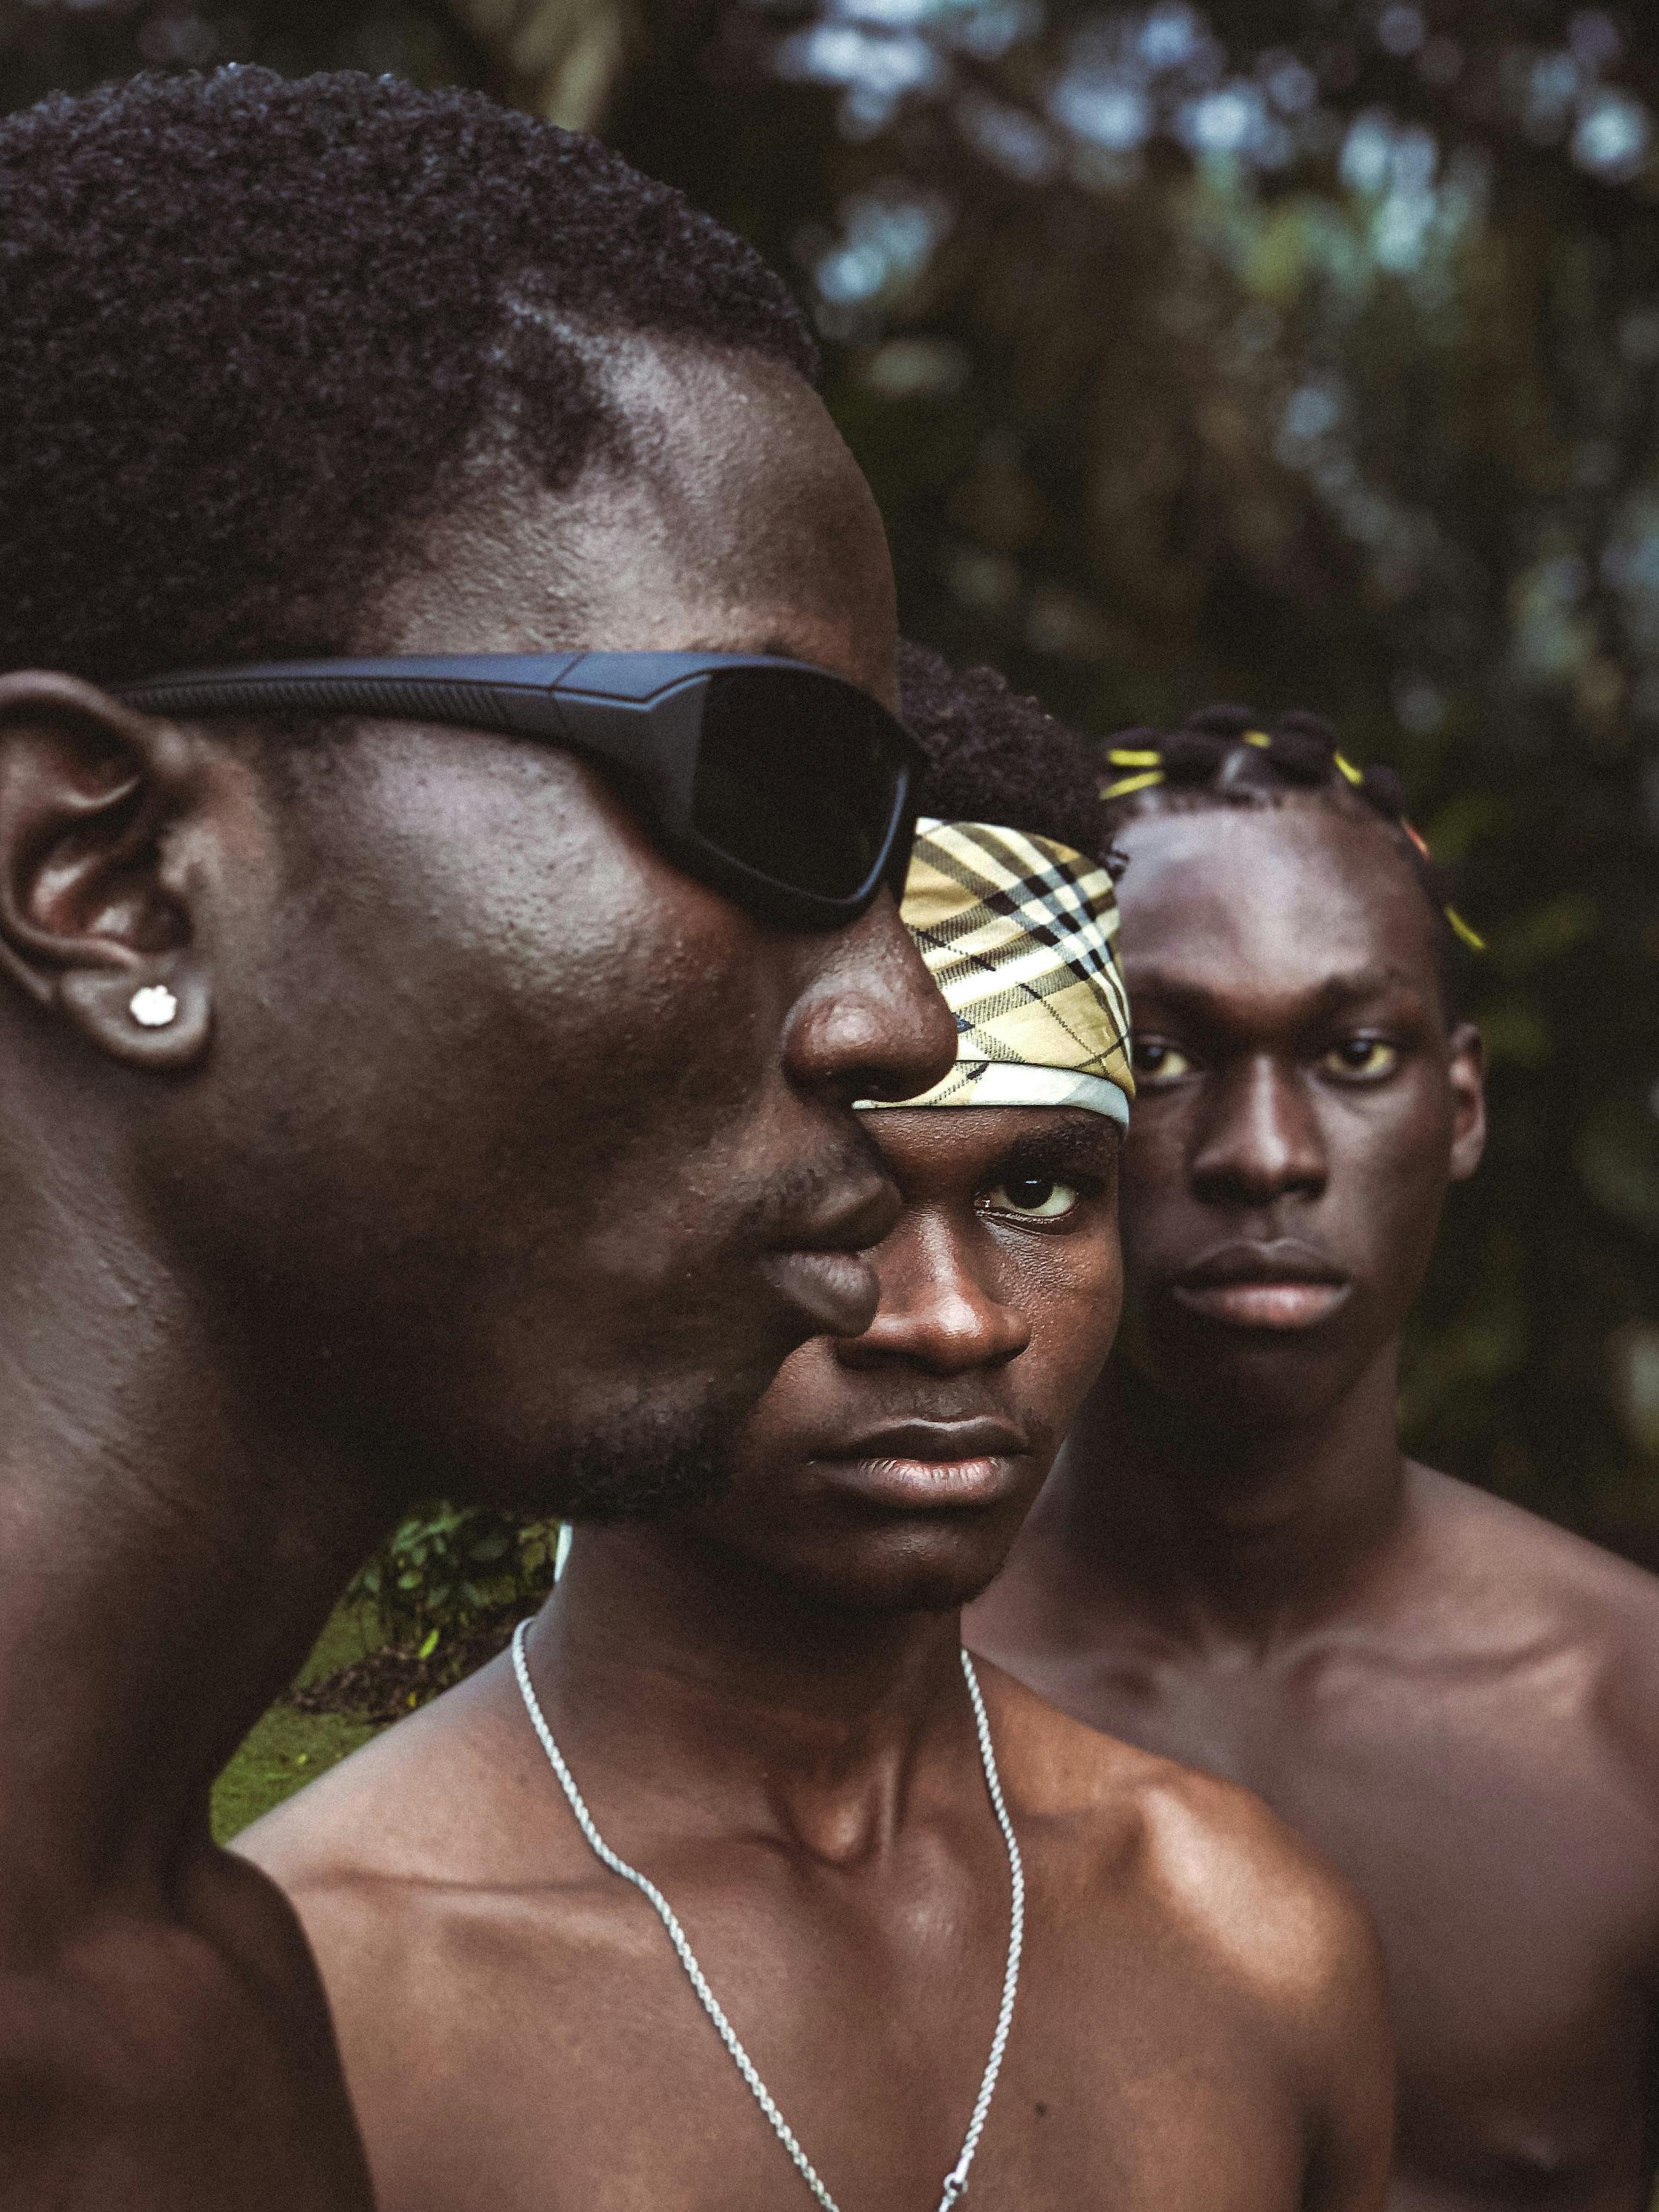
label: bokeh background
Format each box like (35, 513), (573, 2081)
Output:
(5, 0), (1658, 1561)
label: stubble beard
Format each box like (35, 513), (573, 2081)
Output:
(534, 1392), (738, 1524)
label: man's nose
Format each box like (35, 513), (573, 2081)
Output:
(1190, 1053), (1328, 1205)
(838, 1212), (1031, 1377)
(781, 886), (957, 1108)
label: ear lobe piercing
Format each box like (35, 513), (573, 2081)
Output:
(129, 984), (179, 1029)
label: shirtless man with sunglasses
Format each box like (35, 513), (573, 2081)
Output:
(0, 69), (953, 2211)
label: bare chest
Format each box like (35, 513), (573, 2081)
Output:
(343, 1879), (1314, 2212)
(1053, 1641), (1659, 2208)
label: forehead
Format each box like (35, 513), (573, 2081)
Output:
(377, 343), (900, 705)
(1113, 802), (1441, 1011)
(864, 1105), (1117, 1187)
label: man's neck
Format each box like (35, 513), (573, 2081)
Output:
(1016, 1345), (1411, 1652)
(0, 1193), (389, 1939)
(530, 1524), (975, 1862)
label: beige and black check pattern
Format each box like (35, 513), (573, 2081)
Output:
(864, 817), (1134, 1125)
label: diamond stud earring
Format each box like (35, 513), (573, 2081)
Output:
(129, 983), (179, 1030)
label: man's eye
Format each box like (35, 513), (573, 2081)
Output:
(981, 1176), (1081, 1220)
(1132, 1038), (1196, 1084)
(1322, 1036), (1399, 1080)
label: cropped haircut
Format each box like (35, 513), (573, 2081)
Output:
(898, 643), (1111, 862)
(0, 68), (816, 685)
(1099, 704), (1472, 1017)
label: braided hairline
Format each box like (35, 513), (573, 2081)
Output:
(1099, 704), (1473, 1019)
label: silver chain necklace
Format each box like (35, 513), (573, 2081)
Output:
(510, 1621), (1023, 2211)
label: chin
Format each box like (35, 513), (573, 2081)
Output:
(773, 1528), (1014, 1617)
(1137, 1326), (1370, 1430)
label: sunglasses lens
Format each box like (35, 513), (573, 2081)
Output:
(691, 669), (906, 902)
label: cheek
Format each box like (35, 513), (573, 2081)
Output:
(727, 1337), (848, 1473)
(1117, 1103), (1193, 1257)
(1325, 1123), (1453, 1318)
(1008, 1233), (1124, 1427)
(453, 770), (789, 1118)
(251, 754), (796, 1262)
(455, 779), (764, 1082)
(504, 906), (801, 1300)
(447, 898), (780, 1265)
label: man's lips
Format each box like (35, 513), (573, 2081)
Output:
(758, 1248), (882, 1338)
(760, 1176), (901, 1338)
(813, 1418), (1030, 1511)
(1169, 1239), (1352, 1332)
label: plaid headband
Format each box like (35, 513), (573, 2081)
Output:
(862, 817), (1134, 1126)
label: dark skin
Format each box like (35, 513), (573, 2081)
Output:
(969, 801), (1659, 2212)
(247, 1103), (1392, 2212)
(0, 340), (955, 2209)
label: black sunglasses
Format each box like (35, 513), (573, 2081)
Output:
(116, 650), (924, 932)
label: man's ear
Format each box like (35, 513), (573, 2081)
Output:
(1447, 1020), (1486, 1183)
(0, 670), (212, 1069)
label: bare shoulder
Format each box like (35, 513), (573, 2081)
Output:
(1415, 1460), (1659, 1613)
(977, 1660), (1383, 2021)
(233, 1650), (581, 2089)
(1409, 1465), (1659, 1762)
(237, 1650), (534, 1898)
(0, 1853), (372, 2209)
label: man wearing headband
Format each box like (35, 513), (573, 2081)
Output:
(970, 706), (1659, 2212)
(244, 654), (1391, 2212)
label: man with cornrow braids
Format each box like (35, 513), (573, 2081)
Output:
(970, 704), (1659, 2212)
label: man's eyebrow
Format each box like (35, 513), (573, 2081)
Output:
(988, 1117), (1120, 1183)
(1127, 964), (1427, 1020)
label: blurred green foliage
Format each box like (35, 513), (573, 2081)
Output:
(211, 1602), (384, 1840)
(350, 1503), (559, 1647)
(4, 0), (1658, 1546)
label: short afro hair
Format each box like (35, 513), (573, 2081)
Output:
(898, 643), (1110, 863)
(0, 68), (817, 684)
